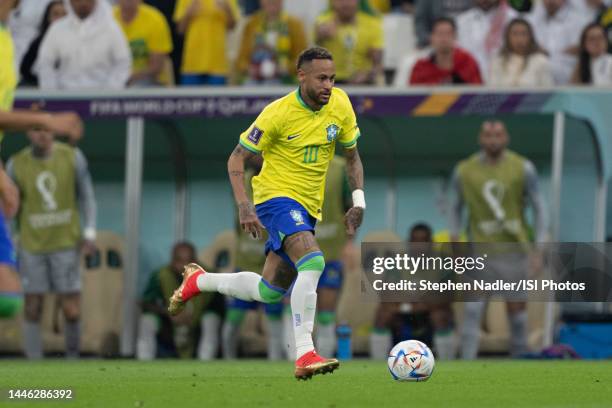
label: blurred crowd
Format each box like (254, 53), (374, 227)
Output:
(7, 0), (612, 89)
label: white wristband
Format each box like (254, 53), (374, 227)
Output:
(352, 189), (366, 209)
(83, 227), (97, 241)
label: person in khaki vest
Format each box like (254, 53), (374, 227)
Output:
(7, 127), (96, 359)
(449, 120), (547, 359)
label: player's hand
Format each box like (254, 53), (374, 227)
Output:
(0, 172), (19, 219)
(238, 201), (265, 240)
(43, 112), (83, 143)
(344, 206), (364, 238)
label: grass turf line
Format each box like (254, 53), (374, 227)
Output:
(1, 360), (611, 408)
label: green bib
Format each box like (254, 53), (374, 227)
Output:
(457, 150), (529, 243)
(316, 156), (348, 260)
(13, 143), (80, 253)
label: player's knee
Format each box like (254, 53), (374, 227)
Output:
(296, 251), (325, 275)
(24, 299), (42, 322)
(258, 278), (286, 304)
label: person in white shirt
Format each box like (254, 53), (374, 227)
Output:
(572, 22), (612, 85)
(37, 0), (132, 90)
(456, 0), (518, 82)
(527, 0), (591, 85)
(489, 17), (554, 87)
(8, 0), (54, 67)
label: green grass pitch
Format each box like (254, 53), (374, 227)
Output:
(1, 359), (611, 407)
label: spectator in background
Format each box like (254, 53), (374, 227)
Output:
(19, 1), (66, 87)
(457, 0), (517, 83)
(8, 0), (54, 67)
(315, 0), (384, 84)
(572, 22), (612, 85)
(174, 0), (240, 86)
(37, 0), (132, 89)
(414, 0), (473, 48)
(527, 0), (591, 85)
(407, 17), (482, 85)
(136, 242), (225, 360)
(7, 122), (97, 359)
(595, 1), (612, 52)
(489, 18), (553, 87)
(234, 0), (306, 85)
(113, 0), (174, 87)
(283, 0), (327, 43)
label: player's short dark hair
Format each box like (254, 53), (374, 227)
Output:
(409, 223), (433, 239)
(432, 17), (456, 33)
(297, 47), (333, 70)
(172, 241), (196, 259)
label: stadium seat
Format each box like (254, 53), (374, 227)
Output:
(382, 14), (416, 72)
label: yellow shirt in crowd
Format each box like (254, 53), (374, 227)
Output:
(239, 87), (359, 220)
(315, 11), (383, 82)
(173, 0), (240, 76)
(113, 4), (173, 85)
(0, 23), (17, 146)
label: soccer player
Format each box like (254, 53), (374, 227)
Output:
(169, 47), (365, 380)
(449, 120), (547, 359)
(0, 0), (83, 320)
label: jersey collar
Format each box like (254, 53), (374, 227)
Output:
(295, 88), (328, 113)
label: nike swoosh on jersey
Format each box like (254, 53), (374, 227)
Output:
(287, 134), (301, 140)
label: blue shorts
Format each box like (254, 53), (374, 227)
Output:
(0, 212), (16, 268)
(255, 197), (317, 267)
(228, 298), (284, 315)
(318, 260), (344, 290)
(180, 74), (227, 86)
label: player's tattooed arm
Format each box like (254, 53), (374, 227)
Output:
(228, 144), (265, 239)
(344, 147), (365, 237)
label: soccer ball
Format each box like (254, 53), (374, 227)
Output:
(387, 340), (435, 382)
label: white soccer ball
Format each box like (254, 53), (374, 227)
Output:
(387, 340), (435, 382)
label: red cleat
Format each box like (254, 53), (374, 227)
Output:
(294, 350), (340, 380)
(168, 263), (205, 316)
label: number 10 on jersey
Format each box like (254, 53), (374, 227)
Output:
(303, 145), (320, 164)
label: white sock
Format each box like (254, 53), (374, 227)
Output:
(433, 329), (457, 360)
(221, 321), (240, 359)
(283, 306), (295, 361)
(136, 314), (158, 360)
(197, 272), (264, 302)
(266, 318), (284, 361)
(316, 322), (336, 358)
(369, 331), (392, 359)
(198, 313), (221, 361)
(291, 270), (322, 359)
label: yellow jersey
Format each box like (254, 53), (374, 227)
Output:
(113, 4), (173, 84)
(173, 0), (240, 76)
(0, 23), (17, 146)
(315, 11), (383, 81)
(239, 87), (359, 220)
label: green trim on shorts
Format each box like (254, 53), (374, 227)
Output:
(316, 311), (336, 325)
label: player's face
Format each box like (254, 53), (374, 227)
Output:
(118, 0), (140, 9)
(70, 0), (96, 19)
(479, 122), (509, 158)
(299, 59), (335, 106)
(410, 229), (432, 243)
(430, 22), (455, 53)
(28, 128), (54, 151)
(171, 246), (195, 274)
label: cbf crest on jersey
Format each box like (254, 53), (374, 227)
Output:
(326, 124), (340, 142)
(290, 209), (305, 226)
